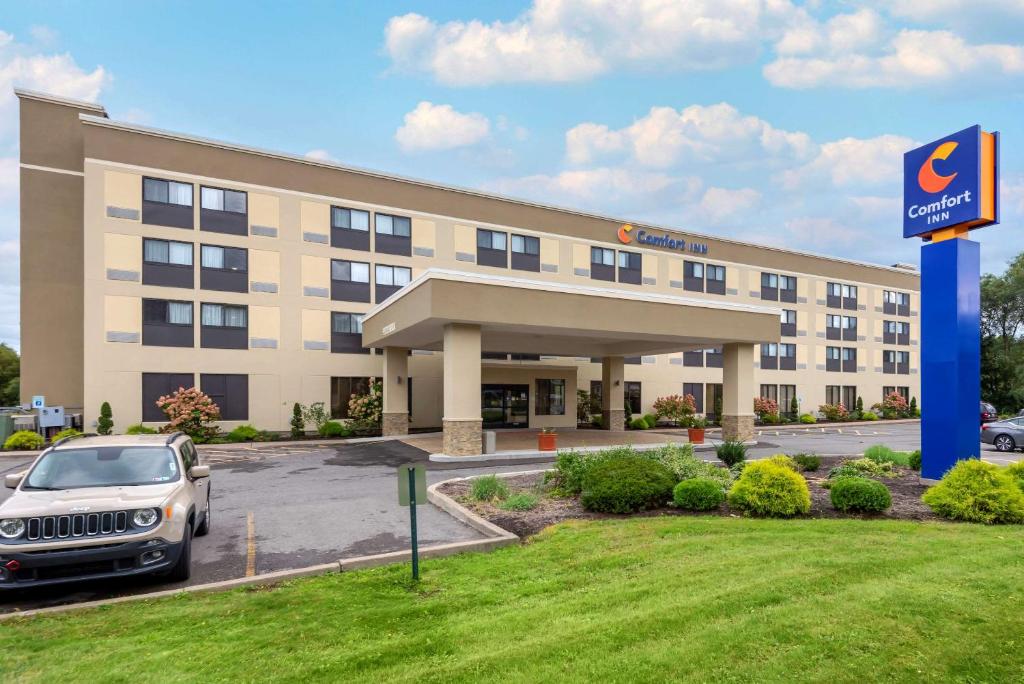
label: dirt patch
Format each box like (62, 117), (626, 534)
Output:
(439, 462), (938, 538)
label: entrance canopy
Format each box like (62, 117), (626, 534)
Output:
(362, 269), (781, 356)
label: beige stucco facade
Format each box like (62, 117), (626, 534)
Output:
(17, 89), (921, 437)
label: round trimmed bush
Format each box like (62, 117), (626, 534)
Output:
(922, 460), (1024, 524)
(830, 477), (891, 513)
(673, 478), (725, 511)
(580, 456), (675, 514)
(908, 449), (922, 471)
(4, 430), (45, 451)
(318, 420), (352, 438)
(227, 424), (260, 442)
(727, 459), (811, 517)
(799, 413), (816, 424)
(642, 414), (657, 429)
(126, 423), (158, 435)
(629, 417), (649, 430)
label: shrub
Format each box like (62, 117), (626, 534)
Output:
(789, 396), (799, 418)
(715, 440), (748, 467)
(908, 449), (922, 471)
(471, 475), (510, 502)
(97, 401), (113, 435)
(819, 403), (848, 422)
(830, 477), (892, 513)
(1005, 461), (1024, 492)
(642, 414), (658, 429)
(318, 420), (352, 438)
(348, 379), (383, 429)
(761, 413), (782, 425)
(673, 478), (725, 511)
(922, 460), (1024, 524)
(910, 396), (919, 416)
(227, 425), (261, 442)
(828, 458), (894, 481)
(580, 457), (675, 514)
(861, 411), (878, 421)
(864, 444), (911, 467)
(126, 423), (158, 435)
(591, 415), (603, 428)
(799, 413), (817, 424)
(157, 386), (220, 443)
(793, 453), (822, 472)
(4, 430), (45, 451)
(652, 394), (696, 425)
(50, 428), (82, 443)
(499, 493), (540, 511)
(753, 396), (779, 421)
(728, 459), (811, 517)
(291, 403), (305, 439)
(729, 461), (747, 478)
(629, 417), (649, 430)
(879, 392), (911, 419)
(651, 444), (731, 488)
(854, 396), (864, 420)
(766, 454), (799, 471)
(301, 402), (329, 434)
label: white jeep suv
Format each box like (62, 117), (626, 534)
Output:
(0, 432), (210, 590)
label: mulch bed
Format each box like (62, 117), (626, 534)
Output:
(439, 457), (937, 538)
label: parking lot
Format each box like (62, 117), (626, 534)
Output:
(0, 422), (1017, 613)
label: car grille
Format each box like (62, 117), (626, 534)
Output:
(25, 511), (130, 541)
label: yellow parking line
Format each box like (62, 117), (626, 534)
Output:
(245, 512), (256, 577)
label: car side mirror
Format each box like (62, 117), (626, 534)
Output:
(5, 472), (24, 489)
(189, 465), (210, 479)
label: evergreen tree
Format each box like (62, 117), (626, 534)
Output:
(291, 402), (305, 439)
(97, 402), (113, 435)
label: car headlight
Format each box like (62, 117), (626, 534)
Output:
(0, 518), (25, 539)
(132, 508), (159, 528)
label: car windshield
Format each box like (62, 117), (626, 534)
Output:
(24, 447), (180, 490)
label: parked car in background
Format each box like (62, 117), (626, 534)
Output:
(0, 433), (210, 590)
(980, 402), (998, 425)
(981, 417), (1024, 452)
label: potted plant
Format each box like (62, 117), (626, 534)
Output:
(538, 427), (557, 451)
(686, 415), (708, 444)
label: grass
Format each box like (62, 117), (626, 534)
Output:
(863, 444), (913, 467)
(3, 517), (1024, 682)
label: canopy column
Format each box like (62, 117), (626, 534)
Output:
(722, 343), (755, 442)
(442, 323), (482, 456)
(381, 346), (409, 436)
(601, 356), (625, 431)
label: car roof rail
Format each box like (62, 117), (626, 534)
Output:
(165, 431), (186, 446)
(51, 432), (99, 449)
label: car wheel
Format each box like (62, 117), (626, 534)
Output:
(166, 524), (192, 582)
(994, 435), (1016, 452)
(195, 494), (211, 537)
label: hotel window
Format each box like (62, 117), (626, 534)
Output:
(589, 380), (602, 408)
(617, 250), (642, 285)
(842, 386), (857, 411)
(827, 282), (858, 310)
(142, 238), (193, 289)
(683, 350), (704, 367)
(779, 384), (797, 416)
(200, 303), (247, 350)
(780, 309), (797, 337)
(883, 386), (910, 401)
(826, 314), (842, 341)
(200, 245), (248, 293)
(684, 261), (704, 292)
(142, 177), (194, 229)
(331, 259), (371, 303)
(705, 346), (723, 368)
(759, 384), (778, 403)
(760, 273), (779, 301)
(825, 345), (841, 372)
(536, 379), (566, 416)
(625, 382), (642, 415)
(760, 343), (778, 370)
(200, 186), (248, 235)
(779, 343), (796, 370)
(706, 264), (726, 295)
(885, 320), (911, 345)
(884, 290), (911, 316)
(330, 377), (371, 419)
(842, 315), (857, 341)
(141, 373), (194, 422)
(510, 234), (540, 272)
(779, 275), (797, 303)
(331, 312), (367, 354)
(200, 374), (249, 421)
(896, 350), (910, 374)
(142, 299), (193, 348)
(477, 229), (508, 269)
(825, 385), (842, 406)
(331, 206), (371, 251)
(590, 247), (615, 282)
(683, 383), (704, 413)
(841, 347), (857, 372)
(375, 213), (412, 256)
(375, 264), (412, 303)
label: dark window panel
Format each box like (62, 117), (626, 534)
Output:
(143, 263), (193, 289)
(781, 322), (797, 337)
(683, 351), (704, 367)
(510, 252), (540, 272)
(331, 227), (370, 251)
(141, 373), (194, 422)
(842, 324), (857, 342)
(375, 234), (412, 256)
(624, 356), (641, 365)
(705, 349), (723, 368)
(201, 374), (248, 421)
(591, 263), (615, 282)
(200, 325), (247, 350)
(142, 201), (193, 229)
(683, 383), (703, 413)
(779, 355), (796, 371)
(200, 268), (247, 293)
(200, 208), (247, 235)
(331, 332), (369, 354)
(375, 284), (403, 303)
(618, 267), (642, 285)
(477, 246), (508, 268)
(331, 281), (371, 303)
(779, 288), (797, 304)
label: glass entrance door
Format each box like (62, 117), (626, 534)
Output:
(482, 384), (529, 428)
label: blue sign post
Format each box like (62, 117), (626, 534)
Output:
(904, 125), (998, 481)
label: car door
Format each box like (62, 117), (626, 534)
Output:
(181, 440), (207, 509)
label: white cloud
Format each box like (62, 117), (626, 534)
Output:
(384, 1), (800, 86)
(304, 148), (337, 162)
(566, 103), (813, 169)
(775, 8), (885, 56)
(888, 0), (1024, 23)
(782, 134), (916, 189)
(765, 28), (1024, 89)
(696, 187), (761, 223)
(395, 101), (490, 153)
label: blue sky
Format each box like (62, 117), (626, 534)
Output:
(2, 1), (1024, 349)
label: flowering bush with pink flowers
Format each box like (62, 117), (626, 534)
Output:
(347, 379), (383, 429)
(157, 386), (221, 443)
(753, 397), (779, 420)
(818, 403), (849, 422)
(653, 394), (697, 425)
(874, 392), (911, 419)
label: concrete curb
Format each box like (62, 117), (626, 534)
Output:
(0, 472), (520, 623)
(754, 418), (920, 431)
(428, 440), (756, 462)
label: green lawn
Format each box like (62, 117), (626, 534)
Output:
(3, 517), (1024, 682)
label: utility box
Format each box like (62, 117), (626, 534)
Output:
(12, 414), (36, 432)
(39, 406), (66, 429)
(0, 414), (12, 445)
(483, 430), (497, 454)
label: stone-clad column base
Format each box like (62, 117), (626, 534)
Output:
(602, 409), (625, 431)
(721, 414), (755, 442)
(443, 419), (483, 456)
(382, 412), (409, 437)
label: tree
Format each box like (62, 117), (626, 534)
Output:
(97, 402), (113, 435)
(0, 344), (19, 406)
(291, 402), (305, 439)
(980, 253), (1024, 412)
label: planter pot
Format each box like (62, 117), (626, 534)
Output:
(687, 427), (705, 445)
(538, 432), (557, 451)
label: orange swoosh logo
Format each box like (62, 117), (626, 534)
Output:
(617, 224), (633, 243)
(918, 141), (958, 194)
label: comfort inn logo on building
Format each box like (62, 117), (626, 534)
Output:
(617, 223), (709, 254)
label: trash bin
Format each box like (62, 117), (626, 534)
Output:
(483, 430), (497, 454)
(0, 414), (12, 445)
